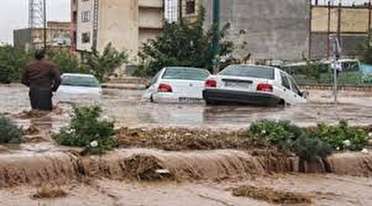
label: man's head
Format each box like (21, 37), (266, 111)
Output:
(34, 49), (46, 60)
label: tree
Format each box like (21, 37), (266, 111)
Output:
(360, 42), (372, 65)
(85, 43), (129, 81)
(137, 7), (233, 77)
(47, 49), (86, 74)
(0, 45), (32, 83)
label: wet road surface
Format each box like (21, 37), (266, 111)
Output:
(1, 84), (372, 129)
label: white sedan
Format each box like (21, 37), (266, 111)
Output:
(56, 73), (102, 103)
(143, 67), (211, 103)
(203, 64), (307, 106)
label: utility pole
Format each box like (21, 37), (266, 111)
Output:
(368, 0), (371, 47)
(308, 0), (313, 59)
(43, 0), (47, 49)
(330, 35), (341, 104)
(179, 0), (183, 24)
(327, 1), (331, 58)
(212, 0), (220, 74)
(337, 2), (341, 45)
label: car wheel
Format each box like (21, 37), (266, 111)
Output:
(278, 99), (286, 107)
(150, 95), (154, 102)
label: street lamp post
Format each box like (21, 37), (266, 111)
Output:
(212, 0), (220, 74)
(43, 0), (47, 49)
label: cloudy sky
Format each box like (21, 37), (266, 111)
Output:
(0, 0), (369, 44)
(0, 0), (70, 44)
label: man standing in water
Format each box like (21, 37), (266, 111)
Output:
(22, 49), (61, 111)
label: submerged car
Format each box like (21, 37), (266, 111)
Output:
(143, 67), (211, 103)
(203, 64), (307, 106)
(56, 73), (102, 102)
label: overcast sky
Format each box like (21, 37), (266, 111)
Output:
(0, 0), (70, 44)
(0, 0), (369, 44)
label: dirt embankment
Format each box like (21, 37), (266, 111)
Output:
(0, 149), (294, 188)
(1, 147), (372, 188)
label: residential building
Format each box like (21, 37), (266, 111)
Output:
(71, 0), (164, 59)
(13, 21), (71, 50)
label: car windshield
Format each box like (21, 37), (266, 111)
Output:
(220, 65), (275, 79)
(361, 64), (372, 75)
(162, 67), (210, 81)
(61, 75), (99, 87)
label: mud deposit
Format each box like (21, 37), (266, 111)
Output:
(232, 185), (312, 204)
(116, 127), (256, 151)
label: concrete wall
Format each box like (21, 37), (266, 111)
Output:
(98, 0), (139, 57)
(199, 0), (310, 61)
(312, 6), (370, 33)
(310, 6), (371, 59)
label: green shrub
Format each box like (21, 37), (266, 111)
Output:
(53, 106), (117, 154)
(249, 120), (304, 148)
(0, 115), (23, 144)
(0, 45), (32, 83)
(310, 121), (368, 151)
(249, 120), (333, 162)
(291, 136), (332, 162)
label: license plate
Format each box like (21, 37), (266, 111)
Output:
(179, 97), (203, 103)
(225, 81), (251, 88)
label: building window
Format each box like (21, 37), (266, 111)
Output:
(185, 0), (195, 15)
(81, 11), (91, 23)
(82, 32), (91, 44)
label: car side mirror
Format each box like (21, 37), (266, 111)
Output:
(300, 91), (309, 98)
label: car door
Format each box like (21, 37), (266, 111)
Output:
(143, 69), (164, 100)
(278, 72), (296, 104)
(288, 75), (306, 104)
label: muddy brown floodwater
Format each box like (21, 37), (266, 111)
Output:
(1, 84), (372, 130)
(0, 174), (371, 206)
(1, 84), (372, 206)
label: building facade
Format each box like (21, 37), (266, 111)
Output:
(71, 0), (164, 59)
(178, 0), (371, 62)
(13, 21), (71, 50)
(310, 4), (371, 59)
(179, 0), (310, 62)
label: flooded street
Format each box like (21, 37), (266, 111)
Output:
(2, 84), (372, 129)
(1, 84), (372, 206)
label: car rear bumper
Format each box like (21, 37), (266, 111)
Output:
(203, 89), (282, 106)
(152, 93), (204, 104)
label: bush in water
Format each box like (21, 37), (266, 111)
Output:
(249, 120), (332, 162)
(0, 114), (23, 144)
(53, 106), (117, 154)
(310, 120), (368, 151)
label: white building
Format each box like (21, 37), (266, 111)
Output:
(71, 0), (164, 59)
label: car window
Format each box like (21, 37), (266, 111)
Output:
(162, 67), (210, 81)
(150, 70), (162, 85)
(288, 76), (301, 95)
(280, 73), (291, 90)
(219, 65), (275, 79)
(62, 75), (99, 87)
